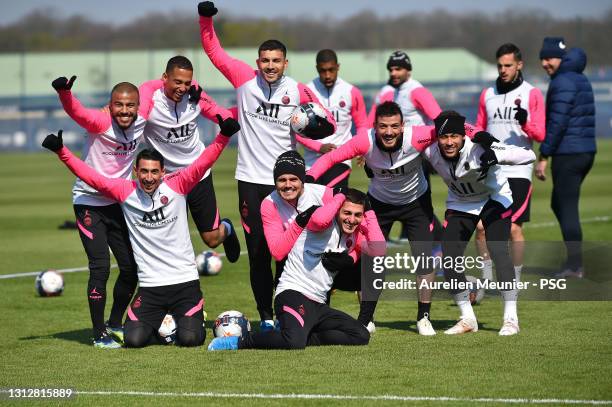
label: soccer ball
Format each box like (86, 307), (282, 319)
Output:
(213, 310), (251, 338)
(465, 275), (485, 305)
(290, 102), (327, 134)
(158, 314), (177, 345)
(35, 270), (64, 297)
(195, 251), (223, 276)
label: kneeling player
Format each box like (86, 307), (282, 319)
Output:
(422, 111), (535, 336)
(208, 189), (385, 350)
(42, 116), (241, 347)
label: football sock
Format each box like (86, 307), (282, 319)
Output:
(108, 277), (135, 328)
(453, 290), (476, 320)
(502, 289), (519, 321)
(417, 301), (431, 321)
(514, 265), (523, 283)
(482, 259), (493, 281)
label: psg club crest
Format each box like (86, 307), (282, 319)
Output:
(339, 100), (346, 108)
(282, 95), (290, 105)
(83, 210), (92, 227)
(241, 201), (249, 219)
(160, 195), (168, 205)
(133, 296), (142, 309)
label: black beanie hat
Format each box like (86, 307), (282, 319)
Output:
(540, 37), (567, 59)
(434, 113), (466, 137)
(387, 50), (412, 71)
(273, 151), (306, 182)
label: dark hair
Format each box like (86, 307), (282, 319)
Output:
(165, 56), (193, 73)
(258, 39), (287, 58)
(316, 49), (338, 64)
(344, 188), (367, 207)
(375, 101), (403, 122)
(111, 82), (139, 98)
(495, 43), (522, 62)
(136, 149), (164, 168)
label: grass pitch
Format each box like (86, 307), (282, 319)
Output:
(0, 142), (611, 406)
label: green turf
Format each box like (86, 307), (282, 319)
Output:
(0, 142), (611, 406)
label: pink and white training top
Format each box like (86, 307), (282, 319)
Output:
(199, 16), (336, 185)
(56, 134), (230, 287)
(57, 89), (146, 207)
(138, 79), (232, 177)
(276, 194), (386, 303)
(261, 183), (331, 261)
(423, 137), (536, 216)
(297, 77), (368, 169)
(367, 78), (442, 127)
(476, 80), (545, 180)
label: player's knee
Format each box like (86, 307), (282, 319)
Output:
(176, 316), (206, 347)
(510, 224), (524, 240)
(124, 321), (152, 348)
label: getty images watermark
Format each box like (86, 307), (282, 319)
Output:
(359, 241), (612, 301)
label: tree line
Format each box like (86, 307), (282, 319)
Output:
(1, 7), (611, 69)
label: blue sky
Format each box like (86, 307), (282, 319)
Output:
(1, 0), (610, 25)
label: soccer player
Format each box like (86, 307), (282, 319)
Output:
(367, 50), (442, 242)
(208, 188), (384, 351)
(296, 49), (368, 189)
(475, 43), (545, 283)
(197, 1), (336, 330)
(307, 102), (479, 335)
(41, 116), (241, 348)
(260, 151), (378, 332)
(52, 76), (145, 348)
(138, 56), (240, 263)
(422, 111), (535, 336)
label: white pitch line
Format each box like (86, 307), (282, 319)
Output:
(65, 390), (612, 405)
(526, 216), (610, 229)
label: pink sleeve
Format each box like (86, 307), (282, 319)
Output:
(464, 122), (483, 139)
(295, 134), (323, 153)
(350, 210), (386, 261)
(165, 134), (230, 195)
(298, 83), (337, 133)
(198, 88), (233, 122)
(261, 199), (304, 261)
(411, 87), (442, 121)
(199, 16), (255, 89)
(307, 132), (370, 180)
(522, 88), (546, 142)
(476, 89), (488, 131)
(307, 193), (345, 232)
(57, 146), (133, 202)
(411, 125), (436, 153)
(58, 90), (111, 134)
(350, 86), (369, 138)
(321, 186), (334, 204)
(138, 79), (163, 120)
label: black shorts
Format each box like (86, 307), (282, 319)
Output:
(369, 191), (435, 240)
(507, 178), (532, 224)
(187, 174), (219, 233)
(126, 280), (204, 329)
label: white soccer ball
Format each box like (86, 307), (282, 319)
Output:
(195, 251), (223, 276)
(158, 314), (177, 344)
(213, 310), (251, 338)
(35, 270), (64, 297)
(290, 102), (327, 134)
(466, 275), (485, 305)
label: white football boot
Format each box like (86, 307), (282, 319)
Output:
(416, 314), (436, 336)
(498, 319), (520, 336)
(444, 318), (478, 335)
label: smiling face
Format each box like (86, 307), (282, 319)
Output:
(497, 53), (523, 84)
(388, 66), (410, 87)
(110, 90), (139, 129)
(336, 201), (364, 234)
(257, 50), (288, 84)
(375, 114), (403, 150)
(275, 174), (303, 205)
(135, 159), (165, 194)
(541, 57), (562, 76)
(437, 133), (465, 159)
(162, 67), (193, 103)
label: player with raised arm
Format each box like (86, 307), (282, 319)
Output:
(41, 116), (241, 348)
(260, 151), (379, 332)
(208, 188), (384, 351)
(197, 1), (336, 330)
(307, 102), (480, 335)
(475, 43), (545, 283)
(52, 76), (145, 348)
(422, 111), (535, 336)
(297, 49), (368, 189)
(138, 56), (240, 263)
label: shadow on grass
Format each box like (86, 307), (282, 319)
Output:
(21, 328), (92, 345)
